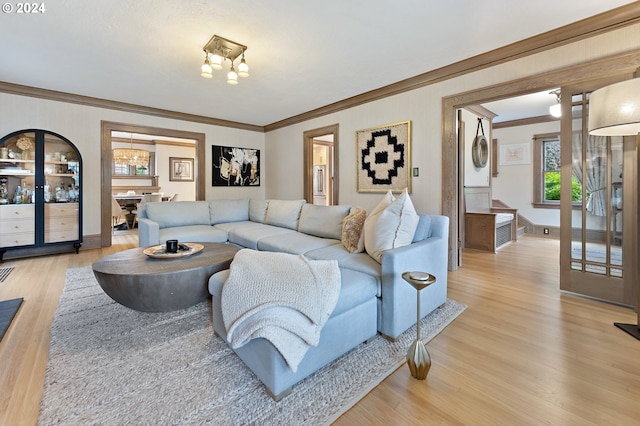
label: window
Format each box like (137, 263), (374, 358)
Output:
(112, 152), (155, 177)
(533, 133), (582, 208)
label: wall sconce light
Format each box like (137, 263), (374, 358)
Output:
(201, 35), (249, 85)
(549, 89), (561, 118)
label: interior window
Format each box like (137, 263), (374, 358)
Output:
(532, 133), (582, 208)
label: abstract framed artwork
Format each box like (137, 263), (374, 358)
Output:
(356, 120), (411, 193)
(211, 145), (260, 186)
(169, 157), (194, 181)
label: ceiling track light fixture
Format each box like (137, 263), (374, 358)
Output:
(201, 35), (249, 85)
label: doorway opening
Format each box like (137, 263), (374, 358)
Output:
(100, 121), (206, 247)
(303, 124), (339, 205)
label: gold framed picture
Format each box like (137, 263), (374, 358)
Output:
(356, 120), (411, 193)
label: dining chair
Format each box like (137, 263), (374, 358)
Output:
(131, 193), (163, 228)
(111, 197), (130, 232)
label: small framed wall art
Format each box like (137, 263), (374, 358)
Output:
(356, 120), (411, 193)
(169, 157), (194, 181)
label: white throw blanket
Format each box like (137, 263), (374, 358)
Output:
(221, 249), (341, 372)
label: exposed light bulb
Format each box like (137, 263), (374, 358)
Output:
(201, 59), (213, 78)
(210, 53), (223, 70)
(238, 56), (249, 78)
(227, 64), (238, 85)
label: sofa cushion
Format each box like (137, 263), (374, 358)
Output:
(264, 199), (306, 230)
(208, 267), (377, 319)
(363, 189), (419, 263)
(412, 214), (432, 242)
(209, 198), (249, 224)
(249, 199), (269, 223)
(341, 207), (367, 253)
(298, 204), (351, 240)
(145, 201), (210, 228)
(257, 232), (340, 255)
(305, 244), (382, 296)
(215, 221), (296, 250)
(159, 225), (228, 243)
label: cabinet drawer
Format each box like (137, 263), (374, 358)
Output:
(45, 215), (77, 231)
(45, 203), (79, 217)
(45, 229), (79, 243)
(0, 219), (34, 234)
(0, 204), (35, 219)
(0, 232), (34, 247)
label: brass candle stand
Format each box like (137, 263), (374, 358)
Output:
(402, 271), (437, 380)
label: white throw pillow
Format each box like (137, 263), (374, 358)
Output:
(363, 189), (419, 263)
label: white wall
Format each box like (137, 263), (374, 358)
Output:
(265, 23), (640, 216)
(0, 94), (265, 238)
(155, 143), (196, 201)
(462, 111), (491, 187)
(492, 121), (560, 226)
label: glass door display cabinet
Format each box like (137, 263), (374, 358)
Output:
(0, 129), (82, 259)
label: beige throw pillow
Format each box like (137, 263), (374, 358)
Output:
(342, 208), (367, 253)
(363, 188), (419, 263)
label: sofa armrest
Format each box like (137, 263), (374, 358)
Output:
(378, 220), (449, 339)
(138, 217), (160, 247)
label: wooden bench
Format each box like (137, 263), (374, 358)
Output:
(464, 186), (517, 252)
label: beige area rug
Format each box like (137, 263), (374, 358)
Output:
(39, 266), (465, 425)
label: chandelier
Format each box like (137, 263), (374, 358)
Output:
(113, 134), (149, 167)
(200, 35), (249, 85)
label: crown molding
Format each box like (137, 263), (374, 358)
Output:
(0, 81), (264, 133)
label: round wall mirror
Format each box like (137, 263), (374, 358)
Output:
(472, 135), (488, 168)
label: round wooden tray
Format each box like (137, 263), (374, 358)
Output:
(143, 243), (204, 259)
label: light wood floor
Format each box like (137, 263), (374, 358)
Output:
(0, 234), (638, 425)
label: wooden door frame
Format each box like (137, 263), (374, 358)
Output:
(303, 124), (339, 205)
(442, 49), (640, 271)
(100, 121), (206, 247)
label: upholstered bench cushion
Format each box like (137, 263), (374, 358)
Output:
(495, 213), (514, 225)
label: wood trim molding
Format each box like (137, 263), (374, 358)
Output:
(303, 124), (339, 205)
(0, 81), (264, 133)
(100, 121), (206, 247)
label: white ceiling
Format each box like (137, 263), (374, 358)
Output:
(0, 0), (634, 126)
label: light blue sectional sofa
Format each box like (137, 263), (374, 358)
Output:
(137, 198), (449, 399)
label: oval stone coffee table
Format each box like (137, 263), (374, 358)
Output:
(92, 242), (240, 312)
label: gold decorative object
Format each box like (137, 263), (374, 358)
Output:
(16, 135), (34, 160)
(402, 271), (437, 379)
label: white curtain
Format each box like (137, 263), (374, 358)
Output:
(571, 133), (608, 216)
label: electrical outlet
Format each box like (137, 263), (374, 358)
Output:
(543, 228), (549, 235)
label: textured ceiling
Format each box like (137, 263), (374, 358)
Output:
(0, 0), (635, 126)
